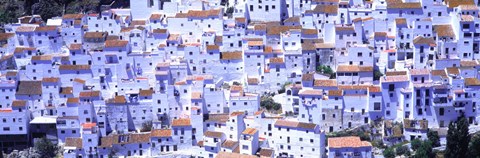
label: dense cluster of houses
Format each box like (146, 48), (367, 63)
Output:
(0, 0), (479, 157)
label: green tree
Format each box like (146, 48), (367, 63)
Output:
(34, 137), (57, 158)
(396, 146), (411, 156)
(0, 0), (25, 25)
(383, 148), (395, 158)
(277, 82), (291, 94)
(316, 65), (335, 79)
(411, 139), (422, 150)
(414, 141), (433, 158)
(428, 130), (441, 147)
(468, 133), (480, 158)
(140, 120), (153, 132)
(374, 70), (383, 81)
(260, 95), (281, 111)
(65, 0), (100, 14)
(445, 116), (470, 158)
(457, 116), (471, 157)
(32, 0), (63, 21)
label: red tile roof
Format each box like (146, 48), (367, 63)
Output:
(328, 136), (372, 148)
(172, 118), (191, 126)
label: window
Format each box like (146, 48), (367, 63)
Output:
(374, 102), (381, 111)
(389, 84), (395, 91)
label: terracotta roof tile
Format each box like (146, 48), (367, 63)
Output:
(368, 86), (382, 93)
(314, 79), (337, 87)
(385, 71), (407, 76)
(413, 36), (436, 46)
(84, 32), (107, 39)
(247, 78), (259, 85)
(387, 1), (422, 9)
(434, 25), (455, 38)
(191, 92), (202, 99)
(172, 118), (191, 126)
(105, 40), (129, 48)
(381, 75), (409, 82)
(69, 44), (82, 50)
(67, 98), (80, 103)
(152, 29), (167, 34)
(254, 24), (266, 31)
(297, 122), (317, 130)
(302, 42), (317, 51)
(221, 51), (243, 60)
(59, 65), (91, 70)
(34, 26), (57, 32)
(302, 29), (317, 35)
(63, 14), (84, 19)
(395, 18), (407, 27)
(267, 25), (302, 35)
(461, 60), (479, 67)
(16, 26), (36, 32)
(335, 25), (355, 33)
(12, 100), (27, 107)
(151, 129), (172, 137)
(186, 9), (221, 19)
(230, 111), (245, 117)
(0, 33), (14, 41)
(284, 16), (300, 23)
(205, 114), (230, 123)
(328, 136), (372, 148)
(150, 13), (163, 20)
(309, 5), (338, 14)
(5, 71), (17, 77)
(269, 57), (284, 64)
(65, 137), (83, 148)
(459, 4), (478, 10)
(337, 65), (372, 72)
(410, 69), (430, 75)
(106, 95), (126, 104)
(328, 90), (343, 96)
(230, 85), (243, 91)
(130, 20), (146, 26)
(299, 89), (323, 96)
(79, 91), (100, 98)
(465, 78), (480, 86)
(302, 73), (314, 81)
(204, 131), (223, 138)
(431, 70), (448, 78)
(446, 67), (460, 75)
(73, 78), (86, 84)
(139, 89), (154, 97)
(242, 128), (258, 135)
(14, 47), (35, 54)
(247, 40), (263, 46)
(274, 120), (299, 128)
(16, 81), (42, 95)
(221, 140), (238, 149)
(445, 0), (475, 8)
(31, 55), (52, 61)
(259, 148), (274, 157)
(215, 152), (257, 158)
